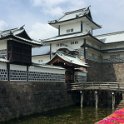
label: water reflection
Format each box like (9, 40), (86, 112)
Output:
(6, 107), (112, 124)
(80, 108), (83, 123)
(95, 109), (98, 121)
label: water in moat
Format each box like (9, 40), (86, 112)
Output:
(6, 106), (112, 124)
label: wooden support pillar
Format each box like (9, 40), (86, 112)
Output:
(80, 91), (83, 108)
(95, 108), (98, 120)
(95, 91), (98, 109)
(112, 92), (115, 110)
(27, 65), (29, 82)
(50, 43), (52, 60)
(84, 39), (86, 60)
(7, 63), (10, 82)
(58, 25), (60, 36)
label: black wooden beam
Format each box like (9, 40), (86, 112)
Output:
(50, 44), (52, 60)
(84, 38), (86, 59)
(7, 63), (10, 81)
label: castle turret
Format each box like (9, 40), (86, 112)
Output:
(48, 7), (101, 36)
(0, 26), (41, 65)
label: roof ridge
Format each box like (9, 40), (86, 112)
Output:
(65, 6), (89, 15)
(96, 30), (124, 37)
(1, 27), (18, 33)
(1, 25), (25, 34)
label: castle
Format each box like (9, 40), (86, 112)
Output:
(0, 6), (124, 83)
(0, 6), (124, 122)
(32, 7), (124, 83)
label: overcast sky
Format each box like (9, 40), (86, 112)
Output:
(0, 0), (124, 40)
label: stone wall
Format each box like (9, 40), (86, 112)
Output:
(86, 60), (102, 81)
(0, 81), (77, 122)
(87, 60), (124, 82)
(102, 63), (124, 82)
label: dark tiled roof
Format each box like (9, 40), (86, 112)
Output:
(49, 6), (92, 24)
(0, 26), (41, 46)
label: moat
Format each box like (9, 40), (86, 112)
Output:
(6, 106), (112, 124)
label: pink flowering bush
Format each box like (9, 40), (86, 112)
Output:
(96, 108), (124, 124)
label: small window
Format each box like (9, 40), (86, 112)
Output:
(71, 41), (74, 44)
(71, 29), (73, 32)
(71, 41), (78, 44)
(38, 60), (43, 63)
(66, 28), (74, 33)
(56, 43), (63, 47)
(56, 44), (59, 47)
(66, 29), (69, 33)
(75, 41), (78, 44)
(60, 43), (63, 47)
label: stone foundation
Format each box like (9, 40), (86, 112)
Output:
(102, 63), (124, 82)
(0, 81), (77, 122)
(87, 60), (124, 82)
(86, 60), (102, 81)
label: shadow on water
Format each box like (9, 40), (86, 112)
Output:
(3, 106), (112, 124)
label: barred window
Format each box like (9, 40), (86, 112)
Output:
(66, 28), (73, 33)
(71, 41), (78, 45)
(71, 41), (74, 44)
(75, 41), (78, 44)
(56, 43), (63, 47)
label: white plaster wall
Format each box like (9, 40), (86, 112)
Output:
(69, 39), (84, 49)
(83, 23), (92, 34)
(0, 40), (7, 50)
(51, 42), (64, 53)
(32, 55), (50, 64)
(102, 42), (124, 50)
(60, 22), (81, 35)
(86, 40), (101, 49)
(60, 22), (92, 35)
(29, 66), (65, 74)
(10, 64), (27, 71)
(0, 62), (6, 69)
(51, 39), (84, 53)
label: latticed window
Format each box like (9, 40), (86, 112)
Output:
(7, 40), (31, 65)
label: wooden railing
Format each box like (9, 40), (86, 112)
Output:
(69, 82), (124, 91)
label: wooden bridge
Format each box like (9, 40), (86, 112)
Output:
(68, 82), (124, 109)
(69, 82), (124, 109)
(69, 82), (124, 92)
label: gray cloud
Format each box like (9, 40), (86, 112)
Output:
(29, 22), (57, 40)
(31, 0), (86, 16)
(0, 20), (8, 30)
(1, 0), (124, 39)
